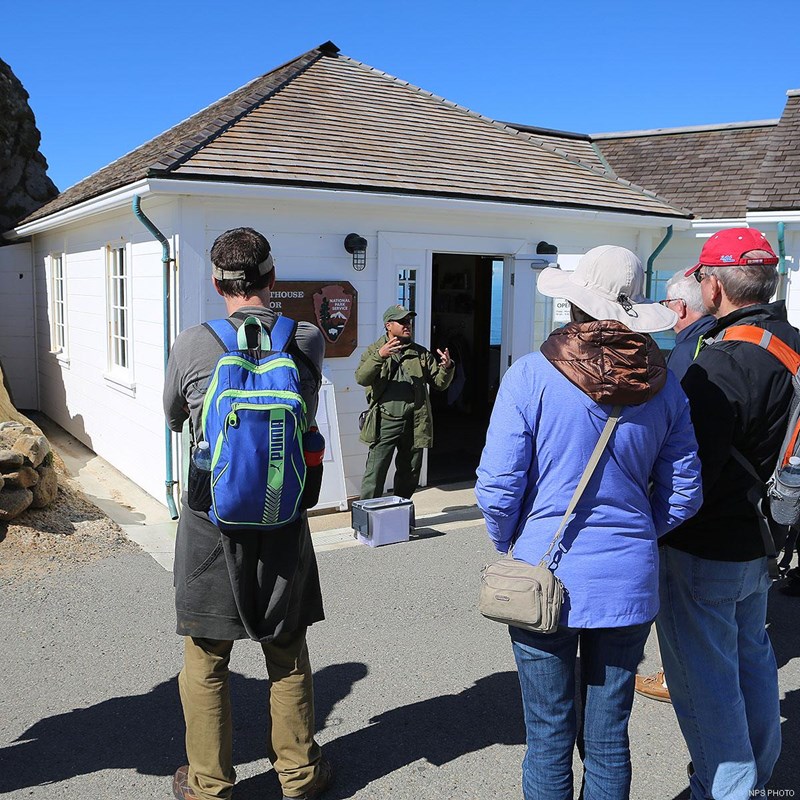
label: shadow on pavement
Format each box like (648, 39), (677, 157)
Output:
(0, 663), (523, 797)
(236, 670), (525, 799)
(0, 661), (368, 793)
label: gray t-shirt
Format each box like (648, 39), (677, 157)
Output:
(164, 306), (325, 437)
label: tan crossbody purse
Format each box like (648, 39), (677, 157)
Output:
(478, 405), (622, 634)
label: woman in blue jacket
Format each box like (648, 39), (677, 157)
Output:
(476, 245), (703, 800)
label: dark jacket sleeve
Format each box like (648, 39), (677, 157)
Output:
(420, 347), (455, 392)
(354, 340), (385, 388)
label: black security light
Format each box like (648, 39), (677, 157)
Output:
(344, 233), (368, 271)
(536, 241), (559, 255)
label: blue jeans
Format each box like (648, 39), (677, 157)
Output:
(510, 621), (651, 800)
(656, 546), (781, 800)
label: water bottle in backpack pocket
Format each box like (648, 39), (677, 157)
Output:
(201, 314), (309, 532)
(187, 441), (213, 512)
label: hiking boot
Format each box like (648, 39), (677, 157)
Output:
(172, 766), (200, 800)
(282, 758), (333, 800)
(634, 669), (671, 703)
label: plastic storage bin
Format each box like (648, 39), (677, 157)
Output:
(351, 496), (414, 547)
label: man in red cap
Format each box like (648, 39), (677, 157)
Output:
(657, 228), (795, 799)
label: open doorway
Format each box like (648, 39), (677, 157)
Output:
(428, 253), (505, 484)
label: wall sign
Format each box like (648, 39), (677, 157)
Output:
(270, 281), (358, 357)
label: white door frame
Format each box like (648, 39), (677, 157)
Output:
(377, 231), (530, 486)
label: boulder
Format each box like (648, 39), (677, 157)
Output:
(0, 449), (24, 472)
(31, 464), (58, 508)
(12, 433), (50, 468)
(0, 486), (33, 521)
(0, 421), (25, 433)
(3, 465), (39, 488)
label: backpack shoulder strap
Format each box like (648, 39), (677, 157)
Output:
(719, 325), (800, 374)
(203, 318), (238, 353)
(270, 314), (297, 352)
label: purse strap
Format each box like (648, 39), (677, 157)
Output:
(532, 405), (623, 566)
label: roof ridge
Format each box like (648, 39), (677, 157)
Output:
(338, 54), (688, 216)
(592, 119), (779, 139)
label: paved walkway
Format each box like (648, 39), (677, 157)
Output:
(41, 417), (479, 571)
(5, 419), (798, 799)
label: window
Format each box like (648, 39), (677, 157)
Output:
(397, 268), (416, 312)
(107, 244), (131, 373)
(51, 254), (67, 355)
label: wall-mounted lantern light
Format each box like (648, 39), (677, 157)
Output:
(344, 233), (368, 271)
(515, 240), (559, 268)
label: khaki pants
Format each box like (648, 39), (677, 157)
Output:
(178, 628), (321, 799)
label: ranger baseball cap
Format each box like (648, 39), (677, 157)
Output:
(383, 305), (416, 324)
(684, 228), (778, 277)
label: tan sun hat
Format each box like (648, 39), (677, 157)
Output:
(537, 245), (677, 334)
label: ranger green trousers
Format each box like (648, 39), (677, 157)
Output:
(360, 412), (423, 499)
(178, 628), (321, 799)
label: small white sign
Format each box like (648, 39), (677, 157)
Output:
(553, 297), (571, 324)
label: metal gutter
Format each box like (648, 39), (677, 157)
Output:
(132, 195), (178, 520)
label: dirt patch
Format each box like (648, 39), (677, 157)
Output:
(0, 452), (137, 585)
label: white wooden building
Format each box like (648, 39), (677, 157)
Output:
(4, 41), (742, 508)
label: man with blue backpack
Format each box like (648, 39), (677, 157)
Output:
(164, 228), (330, 800)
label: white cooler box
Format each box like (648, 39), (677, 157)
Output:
(351, 496), (414, 547)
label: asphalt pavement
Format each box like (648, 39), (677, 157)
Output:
(3, 512), (800, 799)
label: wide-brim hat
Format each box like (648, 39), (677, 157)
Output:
(537, 245), (677, 334)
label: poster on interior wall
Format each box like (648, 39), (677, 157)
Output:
(269, 281), (358, 357)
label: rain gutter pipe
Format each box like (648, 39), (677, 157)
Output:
(646, 224), (673, 297)
(777, 221), (787, 301)
(132, 195), (179, 520)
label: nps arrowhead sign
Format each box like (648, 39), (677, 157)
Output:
(270, 281), (358, 357)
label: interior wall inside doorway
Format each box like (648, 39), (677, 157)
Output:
(429, 253), (503, 485)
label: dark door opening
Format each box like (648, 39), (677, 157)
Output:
(428, 253), (504, 484)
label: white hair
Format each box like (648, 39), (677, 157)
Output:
(666, 271), (708, 315)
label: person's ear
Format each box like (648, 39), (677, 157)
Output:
(212, 277), (223, 296)
(267, 270), (276, 290)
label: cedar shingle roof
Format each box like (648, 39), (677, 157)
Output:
(20, 42), (688, 226)
(748, 91), (800, 211)
(594, 122), (777, 219)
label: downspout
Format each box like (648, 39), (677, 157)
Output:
(646, 225), (673, 297)
(132, 195), (179, 519)
(777, 221), (787, 301)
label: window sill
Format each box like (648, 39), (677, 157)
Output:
(52, 351), (70, 368)
(103, 372), (136, 398)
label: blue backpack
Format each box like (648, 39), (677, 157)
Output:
(201, 314), (307, 532)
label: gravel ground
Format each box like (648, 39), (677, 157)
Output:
(0, 454), (136, 586)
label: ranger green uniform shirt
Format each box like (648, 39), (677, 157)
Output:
(355, 334), (455, 448)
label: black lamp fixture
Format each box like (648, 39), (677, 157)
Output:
(344, 233), (368, 271)
(536, 241), (558, 255)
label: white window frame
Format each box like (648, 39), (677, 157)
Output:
(104, 242), (135, 394)
(49, 253), (68, 362)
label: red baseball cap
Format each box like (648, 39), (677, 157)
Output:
(684, 228), (778, 277)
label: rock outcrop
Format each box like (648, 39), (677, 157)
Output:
(0, 364), (58, 520)
(0, 58), (58, 240)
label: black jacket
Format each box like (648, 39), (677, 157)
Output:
(662, 301), (800, 561)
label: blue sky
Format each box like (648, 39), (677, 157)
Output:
(4, 0), (800, 192)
